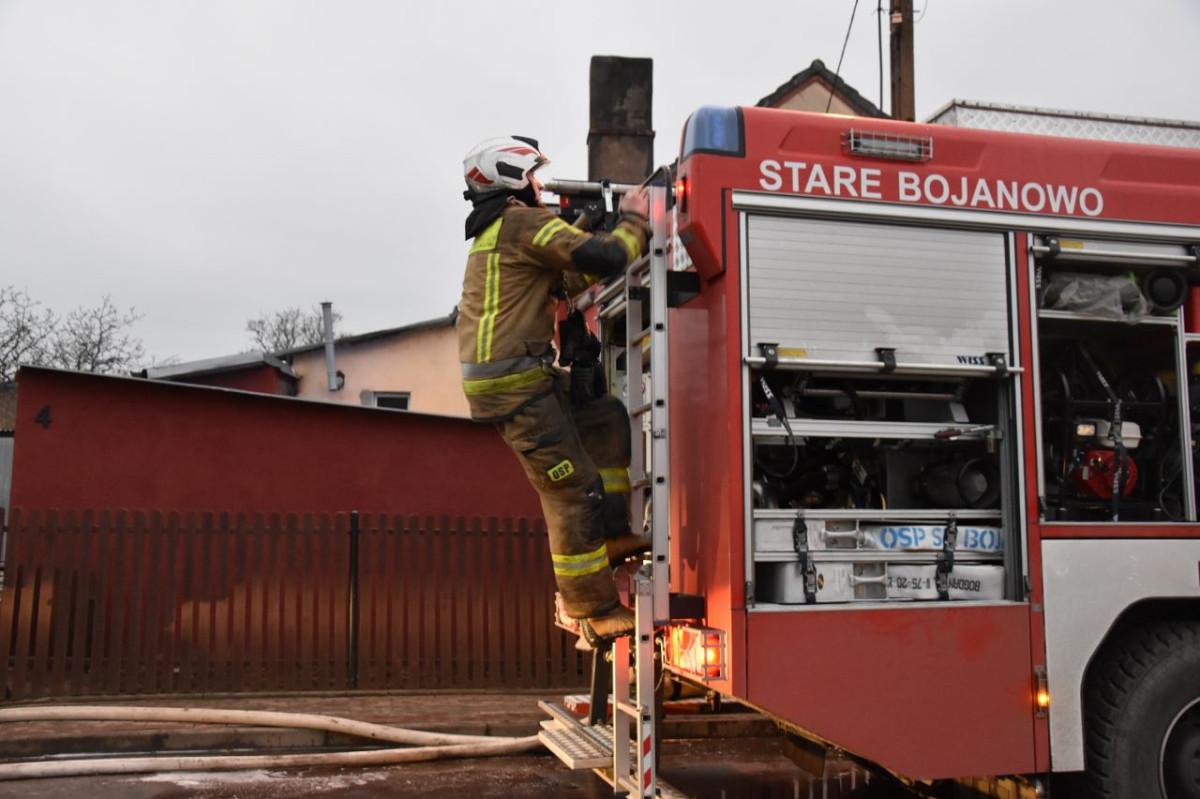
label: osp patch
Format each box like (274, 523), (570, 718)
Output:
(547, 459), (575, 482)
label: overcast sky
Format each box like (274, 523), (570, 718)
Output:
(1, 0), (1198, 364)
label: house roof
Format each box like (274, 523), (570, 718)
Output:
(140, 351), (298, 381)
(756, 58), (887, 118)
(927, 99), (1200, 148)
(18, 364), (468, 420)
(276, 308), (458, 358)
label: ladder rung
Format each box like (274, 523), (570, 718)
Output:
(599, 300), (626, 321)
(614, 700), (643, 719)
(630, 476), (653, 489)
(593, 278), (627, 307)
(627, 254), (651, 274)
(629, 402), (652, 417)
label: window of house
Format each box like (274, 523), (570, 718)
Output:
(370, 392), (410, 411)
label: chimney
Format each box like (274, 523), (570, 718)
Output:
(588, 56), (654, 183)
(321, 301), (343, 392)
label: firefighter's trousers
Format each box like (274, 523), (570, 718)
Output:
(494, 386), (632, 620)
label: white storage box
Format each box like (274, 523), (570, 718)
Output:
(757, 561), (1006, 604)
(860, 524), (1004, 554)
(755, 517), (1004, 555)
(758, 561), (887, 604)
(887, 564), (1006, 601)
(754, 517), (870, 554)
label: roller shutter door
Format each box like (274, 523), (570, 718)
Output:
(746, 216), (1010, 367)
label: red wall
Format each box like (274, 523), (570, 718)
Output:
(10, 367), (540, 517)
(179, 364), (293, 395)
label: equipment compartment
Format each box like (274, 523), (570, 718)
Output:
(741, 215), (1022, 607)
(1033, 236), (1196, 522)
(750, 370), (1005, 514)
(747, 366), (1017, 605)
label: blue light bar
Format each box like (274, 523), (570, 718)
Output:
(682, 106), (744, 159)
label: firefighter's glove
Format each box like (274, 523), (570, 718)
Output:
(619, 185), (649, 222)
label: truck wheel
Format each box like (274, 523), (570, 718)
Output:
(1084, 620), (1200, 798)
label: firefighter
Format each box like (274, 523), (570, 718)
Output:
(458, 136), (650, 647)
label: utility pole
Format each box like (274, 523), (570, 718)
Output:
(890, 0), (915, 121)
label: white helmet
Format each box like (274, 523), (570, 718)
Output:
(463, 136), (549, 195)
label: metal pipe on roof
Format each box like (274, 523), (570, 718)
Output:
(322, 301), (341, 392)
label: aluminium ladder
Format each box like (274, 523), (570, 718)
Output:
(538, 178), (676, 798)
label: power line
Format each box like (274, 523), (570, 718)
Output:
(826, 0), (864, 113)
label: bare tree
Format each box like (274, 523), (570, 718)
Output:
(1, 288), (153, 379)
(246, 306), (342, 353)
(48, 296), (146, 374)
(0, 286), (56, 381)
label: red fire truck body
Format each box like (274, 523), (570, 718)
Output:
(657, 106), (1200, 786)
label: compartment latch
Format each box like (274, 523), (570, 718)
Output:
(987, 352), (1008, 378)
(791, 517), (818, 604)
(936, 514), (959, 600)
(758, 342), (780, 370)
(875, 347), (897, 373)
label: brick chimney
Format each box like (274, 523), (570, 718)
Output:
(588, 56), (654, 183)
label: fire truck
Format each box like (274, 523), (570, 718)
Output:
(538, 105), (1200, 799)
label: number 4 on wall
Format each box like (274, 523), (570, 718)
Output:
(35, 405), (50, 429)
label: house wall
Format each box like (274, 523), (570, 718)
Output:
(290, 324), (469, 417)
(774, 82), (863, 116)
(10, 367), (534, 516)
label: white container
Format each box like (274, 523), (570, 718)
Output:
(860, 524), (1004, 554)
(758, 561), (888, 604)
(886, 564), (1005, 601)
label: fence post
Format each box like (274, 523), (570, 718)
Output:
(348, 510), (359, 690)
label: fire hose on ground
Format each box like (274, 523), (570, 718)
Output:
(0, 704), (544, 781)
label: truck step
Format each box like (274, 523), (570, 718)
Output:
(539, 703), (692, 799)
(537, 701), (622, 769)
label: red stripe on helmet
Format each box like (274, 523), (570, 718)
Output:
(498, 146), (538, 156)
(467, 167), (494, 185)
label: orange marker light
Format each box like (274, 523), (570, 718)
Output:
(674, 176), (688, 213)
(663, 625), (724, 682)
(1035, 666), (1050, 718)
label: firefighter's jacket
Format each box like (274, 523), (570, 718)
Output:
(458, 198), (650, 420)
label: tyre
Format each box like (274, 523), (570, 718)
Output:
(1085, 619), (1200, 798)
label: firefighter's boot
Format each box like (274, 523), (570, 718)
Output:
(578, 604), (636, 649)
